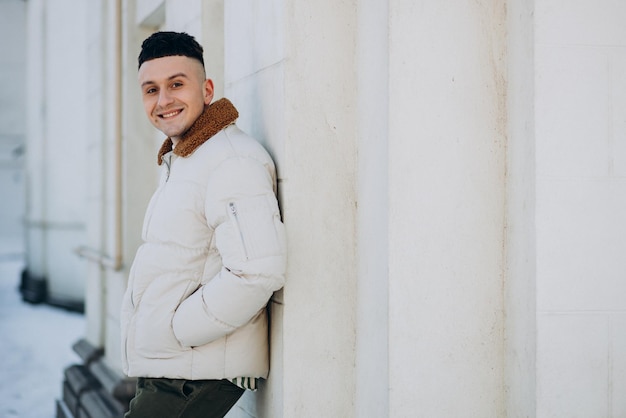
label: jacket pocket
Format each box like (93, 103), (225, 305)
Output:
(132, 274), (198, 358)
(226, 195), (283, 261)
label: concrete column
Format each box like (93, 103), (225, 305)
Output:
(202, 0), (225, 99)
(281, 1), (358, 417)
(24, 0), (88, 307)
(504, 0), (537, 416)
(83, 0), (107, 348)
(223, 1), (288, 416)
(355, 1), (390, 417)
(534, 1), (626, 415)
(24, 0), (47, 281)
(0, 0), (26, 255)
(102, 0), (159, 372)
(387, 1), (508, 416)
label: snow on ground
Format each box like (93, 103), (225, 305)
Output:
(0, 256), (85, 418)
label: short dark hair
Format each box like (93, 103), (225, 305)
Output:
(138, 31), (205, 70)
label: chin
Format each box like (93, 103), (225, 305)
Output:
(159, 126), (186, 139)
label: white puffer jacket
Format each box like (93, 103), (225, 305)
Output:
(121, 99), (286, 380)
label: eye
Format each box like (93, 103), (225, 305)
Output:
(171, 81), (183, 88)
(145, 87), (157, 95)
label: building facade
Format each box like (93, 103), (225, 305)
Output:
(0, 0), (26, 259)
(18, 0), (626, 417)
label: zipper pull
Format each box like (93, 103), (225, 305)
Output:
(165, 155), (171, 181)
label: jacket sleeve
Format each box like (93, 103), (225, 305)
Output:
(171, 155), (287, 347)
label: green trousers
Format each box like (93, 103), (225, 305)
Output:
(125, 377), (244, 418)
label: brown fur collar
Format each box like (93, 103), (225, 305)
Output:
(157, 98), (239, 165)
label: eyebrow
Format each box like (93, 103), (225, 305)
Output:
(141, 72), (190, 88)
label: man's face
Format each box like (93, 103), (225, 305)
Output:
(138, 55), (214, 144)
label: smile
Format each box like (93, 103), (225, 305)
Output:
(160, 109), (182, 118)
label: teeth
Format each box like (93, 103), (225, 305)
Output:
(162, 110), (180, 118)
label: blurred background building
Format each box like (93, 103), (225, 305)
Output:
(0, 0), (26, 260)
(2, 0), (625, 417)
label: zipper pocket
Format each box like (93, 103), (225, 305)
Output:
(226, 196), (283, 261)
(229, 202), (249, 260)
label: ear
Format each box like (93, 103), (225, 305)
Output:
(203, 79), (215, 105)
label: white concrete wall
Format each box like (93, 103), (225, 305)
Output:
(535, 1), (626, 417)
(29, 0), (626, 416)
(0, 0), (26, 254)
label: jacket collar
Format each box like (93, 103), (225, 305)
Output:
(157, 98), (239, 165)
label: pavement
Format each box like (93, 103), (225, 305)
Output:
(0, 249), (85, 418)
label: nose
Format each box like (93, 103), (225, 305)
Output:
(157, 89), (174, 108)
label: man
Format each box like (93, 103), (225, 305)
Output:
(120, 31), (287, 417)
